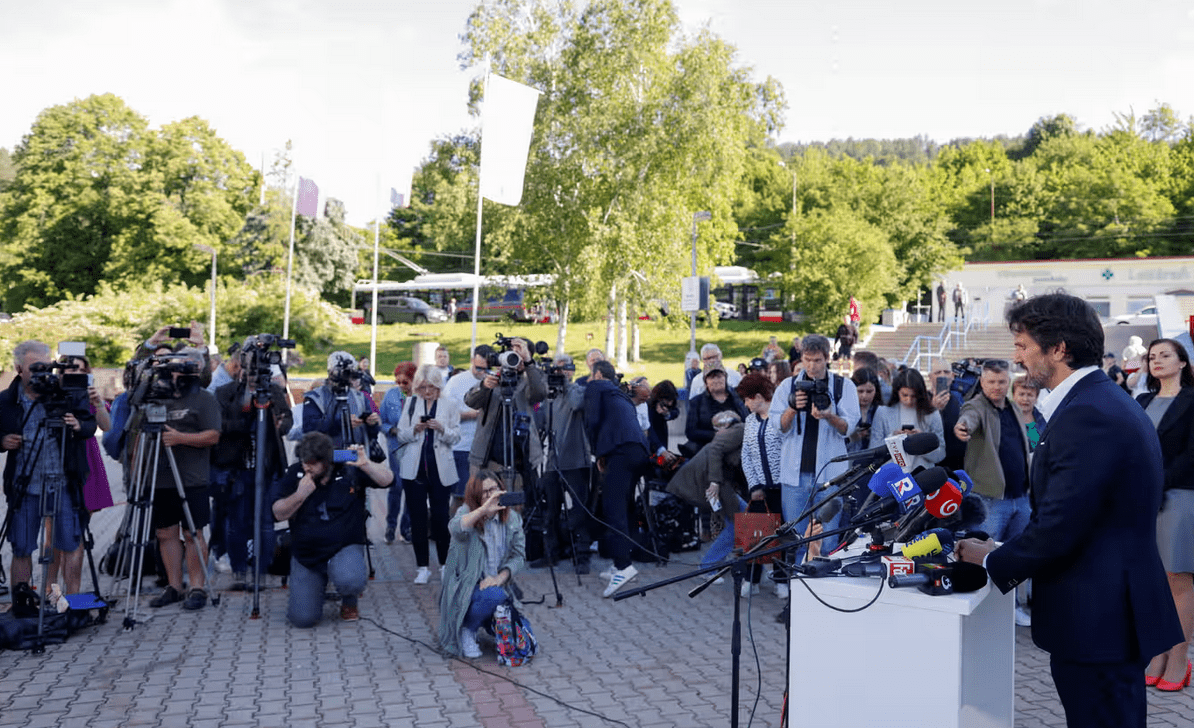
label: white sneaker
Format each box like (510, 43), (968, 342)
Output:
(599, 566), (615, 580)
(775, 583), (789, 600)
(413, 567), (432, 585)
(603, 565), (638, 597)
(459, 626), (481, 658)
(215, 554), (232, 574)
(740, 581), (760, 598)
(1014, 606), (1032, 627)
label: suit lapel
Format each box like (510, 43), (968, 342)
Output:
(1156, 388), (1194, 437)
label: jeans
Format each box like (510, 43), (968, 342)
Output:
(464, 585), (508, 631)
(385, 451), (411, 538)
(452, 450), (470, 498)
(781, 471), (843, 565)
(287, 544), (367, 628)
(979, 494), (1032, 542)
(224, 469), (276, 575)
(701, 497), (748, 569)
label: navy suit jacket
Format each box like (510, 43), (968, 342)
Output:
(985, 371), (1182, 663)
(583, 379), (647, 459)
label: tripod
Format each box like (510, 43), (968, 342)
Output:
(0, 410), (104, 653)
(114, 402), (219, 630)
(334, 390), (376, 580)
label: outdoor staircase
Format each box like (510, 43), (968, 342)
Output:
(862, 320), (1016, 369)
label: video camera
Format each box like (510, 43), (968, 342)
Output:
(241, 334), (295, 403)
(488, 333), (549, 392)
(950, 359), (983, 401)
(790, 377), (831, 411)
(327, 352), (361, 394)
(127, 353), (203, 407)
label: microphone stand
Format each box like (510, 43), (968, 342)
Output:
(614, 513), (890, 728)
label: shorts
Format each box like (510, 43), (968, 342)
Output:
(6, 484), (85, 556)
(152, 487), (211, 531)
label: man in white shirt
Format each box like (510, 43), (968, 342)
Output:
(688, 343), (742, 397)
(440, 345), (489, 513)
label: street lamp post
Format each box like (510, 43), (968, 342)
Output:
(193, 243), (217, 346)
(690, 210), (712, 355)
(985, 168), (994, 224)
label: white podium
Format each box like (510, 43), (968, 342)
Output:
(787, 575), (1014, 728)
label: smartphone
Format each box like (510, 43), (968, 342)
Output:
(333, 449), (356, 463)
(901, 424), (916, 431)
(935, 375), (949, 394)
(420, 415), (432, 423)
(498, 492), (525, 507)
(169, 327), (192, 339)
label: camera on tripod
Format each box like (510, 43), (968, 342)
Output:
(327, 352), (361, 394)
(242, 334), (295, 394)
(790, 378), (831, 411)
(127, 353), (203, 406)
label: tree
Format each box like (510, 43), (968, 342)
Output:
(457, 0), (784, 355)
(1142, 103), (1186, 144)
(0, 94), (260, 311)
(0, 147), (14, 193)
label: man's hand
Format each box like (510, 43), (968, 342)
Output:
(2, 434), (22, 451)
(953, 421), (971, 442)
(791, 390), (808, 411)
(705, 482), (720, 501)
(297, 472), (318, 498)
(162, 425), (184, 447)
(750, 490), (766, 502)
(186, 320), (205, 348)
(512, 339), (531, 365)
(956, 537), (996, 565)
(62, 413), (82, 432)
(482, 373), (500, 390)
(932, 390), (950, 412)
(364, 412), (379, 427)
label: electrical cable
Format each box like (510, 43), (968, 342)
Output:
(361, 616), (632, 728)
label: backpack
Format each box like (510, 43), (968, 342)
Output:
(492, 603), (538, 666)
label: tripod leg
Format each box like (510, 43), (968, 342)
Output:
(162, 445), (217, 606)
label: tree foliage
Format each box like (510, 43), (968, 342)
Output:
(0, 94), (260, 311)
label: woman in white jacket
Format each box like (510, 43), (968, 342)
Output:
(397, 364), (461, 584)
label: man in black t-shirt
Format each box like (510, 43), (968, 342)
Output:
(272, 432), (393, 626)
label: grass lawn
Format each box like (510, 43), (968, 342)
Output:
(291, 318), (811, 388)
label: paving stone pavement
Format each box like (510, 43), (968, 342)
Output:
(2, 459), (1193, 727)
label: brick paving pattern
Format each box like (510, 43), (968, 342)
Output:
(2, 460), (1193, 727)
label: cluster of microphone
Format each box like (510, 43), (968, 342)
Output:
(793, 431), (992, 596)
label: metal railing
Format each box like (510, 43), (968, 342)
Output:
(900, 301), (990, 371)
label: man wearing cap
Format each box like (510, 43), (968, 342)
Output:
(302, 351), (380, 449)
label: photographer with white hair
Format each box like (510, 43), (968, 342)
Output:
(302, 351), (380, 449)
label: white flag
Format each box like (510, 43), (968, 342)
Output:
(479, 74), (541, 206)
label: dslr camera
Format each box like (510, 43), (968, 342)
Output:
(327, 353), (361, 394)
(789, 377), (831, 411)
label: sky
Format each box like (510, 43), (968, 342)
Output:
(3, 0), (1194, 227)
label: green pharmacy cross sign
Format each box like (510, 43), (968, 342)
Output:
(1102, 269), (1114, 281)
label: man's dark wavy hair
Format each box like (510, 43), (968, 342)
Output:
(1006, 292), (1103, 370)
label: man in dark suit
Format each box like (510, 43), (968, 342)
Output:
(958, 293), (1182, 728)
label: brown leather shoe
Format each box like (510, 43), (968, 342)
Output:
(340, 604), (360, 622)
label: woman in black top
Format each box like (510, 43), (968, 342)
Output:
(1137, 338), (1194, 691)
(846, 368), (882, 453)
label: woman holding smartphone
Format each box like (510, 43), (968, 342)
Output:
(869, 368), (945, 470)
(438, 470), (525, 659)
(396, 364), (460, 584)
(846, 368), (882, 452)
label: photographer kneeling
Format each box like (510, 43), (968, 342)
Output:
(272, 432), (394, 626)
(1, 340), (97, 595)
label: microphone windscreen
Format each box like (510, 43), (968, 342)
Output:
(815, 497), (843, 524)
(867, 463), (906, 494)
(949, 561), (988, 593)
(958, 493), (989, 532)
(901, 431), (940, 456)
(952, 469), (975, 496)
(901, 532), (945, 559)
(912, 466), (949, 495)
(925, 481), (963, 519)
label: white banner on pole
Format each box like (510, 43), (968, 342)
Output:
(479, 74), (541, 206)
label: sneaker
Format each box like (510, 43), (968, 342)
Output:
(150, 585), (182, 608)
(384, 528), (395, 545)
(603, 565), (638, 598)
(599, 566), (614, 580)
(1014, 606), (1032, 627)
(413, 567), (432, 585)
(182, 588), (208, 611)
(459, 626), (482, 658)
(214, 554), (232, 574)
(340, 604), (360, 622)
(740, 581), (760, 598)
(775, 583), (790, 600)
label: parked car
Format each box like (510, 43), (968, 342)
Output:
(713, 300), (739, 319)
(1111, 305), (1158, 326)
(362, 295), (449, 324)
(455, 288), (538, 322)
